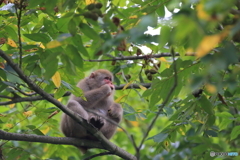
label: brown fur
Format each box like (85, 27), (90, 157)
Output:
(60, 69), (123, 152)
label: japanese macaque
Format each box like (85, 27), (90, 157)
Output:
(60, 69), (123, 152)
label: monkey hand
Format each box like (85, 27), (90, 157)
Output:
(89, 115), (104, 130)
(108, 103), (122, 122)
(101, 84), (113, 96)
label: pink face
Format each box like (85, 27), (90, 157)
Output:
(104, 77), (114, 90)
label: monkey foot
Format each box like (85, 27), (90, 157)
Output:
(89, 116), (104, 129)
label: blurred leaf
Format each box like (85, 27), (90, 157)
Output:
(7, 38), (17, 47)
(52, 71), (61, 88)
(79, 23), (100, 40)
(65, 44), (83, 68)
(24, 33), (51, 43)
(72, 35), (89, 58)
(197, 95), (214, 115)
(150, 133), (169, 143)
(46, 40), (62, 49)
(230, 126), (240, 140)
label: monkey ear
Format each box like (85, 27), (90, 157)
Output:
(89, 72), (95, 78)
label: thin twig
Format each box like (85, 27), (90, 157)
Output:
(83, 53), (194, 62)
(136, 47), (178, 159)
(15, 0), (24, 68)
(83, 151), (114, 160)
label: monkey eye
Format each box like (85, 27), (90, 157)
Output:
(105, 77), (112, 81)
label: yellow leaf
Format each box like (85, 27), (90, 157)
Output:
(196, 4), (211, 20)
(7, 38), (17, 47)
(23, 111), (33, 117)
(130, 121), (139, 127)
(196, 34), (220, 58)
(6, 123), (13, 128)
(39, 43), (45, 49)
(159, 57), (167, 62)
(8, 103), (15, 108)
(41, 127), (50, 134)
(117, 128), (123, 132)
(206, 83), (217, 94)
(46, 40), (62, 49)
(177, 127), (186, 136)
(139, 85), (147, 91)
(86, 0), (95, 5)
(52, 71), (61, 88)
(129, 15), (138, 19)
(122, 81), (133, 90)
(115, 95), (127, 103)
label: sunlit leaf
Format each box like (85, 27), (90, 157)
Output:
(7, 38), (17, 47)
(205, 83), (217, 94)
(23, 111), (33, 117)
(196, 30), (229, 58)
(115, 94), (127, 103)
(139, 85), (147, 91)
(86, 0), (95, 5)
(46, 40), (62, 49)
(52, 71), (61, 88)
(196, 3), (211, 20)
(122, 81), (133, 90)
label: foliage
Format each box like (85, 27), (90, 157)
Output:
(0, 0), (240, 159)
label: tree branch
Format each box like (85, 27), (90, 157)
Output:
(0, 83), (151, 105)
(136, 48), (178, 159)
(0, 130), (103, 148)
(15, 0), (24, 68)
(83, 151), (114, 160)
(83, 53), (194, 62)
(0, 49), (137, 160)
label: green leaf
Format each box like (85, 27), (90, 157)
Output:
(151, 133), (169, 143)
(79, 23), (100, 40)
(4, 25), (17, 39)
(68, 19), (77, 36)
(230, 126), (240, 140)
(40, 51), (59, 79)
(33, 128), (45, 135)
(72, 35), (89, 58)
(197, 95), (214, 115)
(155, 3), (165, 17)
(123, 103), (137, 121)
(0, 68), (7, 80)
(7, 148), (23, 160)
(65, 44), (83, 68)
(18, 152), (30, 160)
(24, 33), (51, 43)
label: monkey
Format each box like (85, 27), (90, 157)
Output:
(60, 69), (123, 152)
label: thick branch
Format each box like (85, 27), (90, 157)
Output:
(0, 49), (137, 160)
(0, 130), (103, 148)
(0, 84), (151, 105)
(84, 53), (194, 62)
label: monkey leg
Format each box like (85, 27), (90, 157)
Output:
(61, 100), (89, 138)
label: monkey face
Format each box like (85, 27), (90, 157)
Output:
(88, 69), (114, 90)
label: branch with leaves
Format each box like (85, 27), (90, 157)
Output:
(135, 48), (178, 159)
(84, 53), (195, 62)
(0, 49), (137, 160)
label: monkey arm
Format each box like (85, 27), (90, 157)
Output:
(84, 84), (113, 101)
(108, 103), (123, 123)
